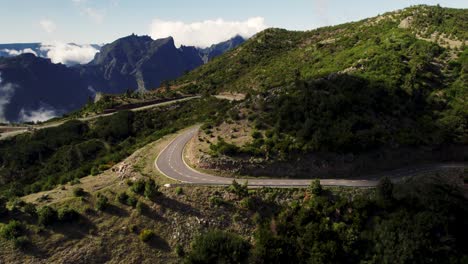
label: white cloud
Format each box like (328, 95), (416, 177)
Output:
(0, 73), (16, 123)
(40, 42), (99, 65)
(150, 17), (267, 48)
(19, 107), (58, 123)
(40, 19), (57, 34)
(1, 48), (37, 57)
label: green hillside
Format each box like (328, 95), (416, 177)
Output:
(177, 5), (467, 162)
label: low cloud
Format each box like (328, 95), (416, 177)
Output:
(40, 19), (57, 34)
(150, 17), (267, 48)
(1, 48), (38, 57)
(19, 107), (58, 123)
(0, 73), (16, 123)
(40, 42), (99, 65)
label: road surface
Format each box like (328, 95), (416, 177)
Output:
(0, 96), (199, 140)
(155, 128), (467, 187)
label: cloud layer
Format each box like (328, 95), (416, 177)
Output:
(40, 42), (99, 65)
(150, 17), (267, 48)
(0, 73), (16, 123)
(19, 107), (58, 123)
(0, 48), (37, 56)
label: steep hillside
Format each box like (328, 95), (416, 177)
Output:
(175, 5), (467, 177)
(0, 54), (90, 123)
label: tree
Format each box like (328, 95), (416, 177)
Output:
(38, 206), (58, 226)
(377, 177), (393, 203)
(309, 179), (323, 196)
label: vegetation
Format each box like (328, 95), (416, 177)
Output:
(95, 194), (109, 211)
(0, 97), (230, 198)
(185, 230), (250, 264)
(139, 229), (155, 243)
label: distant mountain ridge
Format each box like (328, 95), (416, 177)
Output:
(0, 35), (245, 122)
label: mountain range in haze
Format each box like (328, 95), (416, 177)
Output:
(0, 35), (245, 123)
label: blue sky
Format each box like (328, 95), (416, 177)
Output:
(1, 0), (467, 45)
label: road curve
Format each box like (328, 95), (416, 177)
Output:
(155, 128), (467, 187)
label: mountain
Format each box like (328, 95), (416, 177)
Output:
(174, 5), (467, 177)
(82, 34), (245, 93)
(0, 54), (89, 123)
(0, 35), (245, 122)
(199, 35), (246, 63)
(82, 35), (205, 93)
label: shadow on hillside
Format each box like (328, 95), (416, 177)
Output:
(52, 215), (97, 239)
(104, 204), (130, 217)
(147, 235), (171, 251)
(154, 195), (201, 217)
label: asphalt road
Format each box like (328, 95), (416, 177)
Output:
(0, 96), (200, 140)
(155, 128), (467, 187)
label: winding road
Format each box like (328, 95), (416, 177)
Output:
(155, 128), (467, 187)
(0, 96), (199, 140)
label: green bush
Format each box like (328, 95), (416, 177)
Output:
(22, 203), (37, 217)
(37, 206), (58, 226)
(131, 180), (146, 194)
(240, 197), (254, 210)
(185, 230), (250, 264)
(175, 187), (183, 195)
(0, 220), (22, 240)
(144, 180), (159, 199)
(139, 229), (155, 242)
(96, 194), (109, 211)
(175, 244), (185, 257)
(12, 236), (29, 249)
(228, 180), (249, 198)
(73, 187), (86, 197)
(308, 179), (323, 196)
(58, 207), (80, 222)
(117, 192), (129, 205)
(209, 196), (225, 207)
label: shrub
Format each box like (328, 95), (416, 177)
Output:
(308, 179), (323, 196)
(22, 203), (37, 217)
(127, 195), (138, 208)
(185, 230), (250, 264)
(37, 206), (58, 226)
(210, 138), (239, 156)
(175, 187), (183, 195)
(139, 229), (155, 242)
(117, 192), (130, 205)
(131, 180), (146, 194)
(73, 187), (86, 197)
(96, 194), (109, 211)
(136, 201), (145, 214)
(13, 236), (29, 249)
(175, 244), (185, 257)
(58, 207), (80, 223)
(144, 180), (159, 199)
(0, 220), (22, 240)
(0, 197), (8, 216)
(209, 196), (225, 207)
(240, 197), (254, 210)
(377, 177), (394, 202)
(228, 180), (249, 198)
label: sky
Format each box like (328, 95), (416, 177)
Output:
(0, 0), (467, 47)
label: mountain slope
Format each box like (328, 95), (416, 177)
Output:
(0, 35), (244, 122)
(174, 5), (467, 177)
(0, 54), (90, 123)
